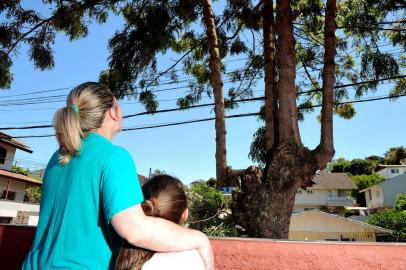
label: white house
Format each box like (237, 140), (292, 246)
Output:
(376, 165), (406, 179)
(360, 173), (406, 210)
(0, 132), (41, 225)
(289, 209), (392, 242)
(294, 172), (357, 214)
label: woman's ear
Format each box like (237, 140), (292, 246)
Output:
(181, 208), (189, 222)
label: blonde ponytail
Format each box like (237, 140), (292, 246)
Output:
(53, 82), (115, 165)
(53, 107), (83, 165)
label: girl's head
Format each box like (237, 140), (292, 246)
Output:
(116, 175), (188, 270)
(141, 174), (188, 223)
(53, 82), (122, 165)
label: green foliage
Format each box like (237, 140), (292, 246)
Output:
(248, 126), (266, 168)
(25, 185), (41, 203)
(351, 173), (384, 190)
(348, 159), (374, 175)
(368, 209), (406, 242)
(394, 193), (406, 211)
(368, 193), (406, 241)
(331, 158), (374, 175)
(11, 165), (28, 176)
(187, 181), (238, 237)
(383, 146), (406, 165)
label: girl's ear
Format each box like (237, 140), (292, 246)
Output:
(181, 208), (189, 222)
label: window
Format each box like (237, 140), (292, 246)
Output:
(0, 190), (16, 200)
(0, 146), (6, 164)
(391, 169), (400, 174)
(304, 207), (316, 211)
(376, 190), (380, 198)
(0, 217), (12, 224)
(306, 190), (313, 194)
(368, 190), (372, 200)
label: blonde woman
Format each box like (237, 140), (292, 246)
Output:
(22, 82), (213, 270)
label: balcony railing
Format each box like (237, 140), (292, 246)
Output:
(327, 196), (355, 202)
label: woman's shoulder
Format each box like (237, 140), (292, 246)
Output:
(142, 250), (205, 270)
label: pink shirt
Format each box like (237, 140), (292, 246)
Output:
(142, 250), (205, 270)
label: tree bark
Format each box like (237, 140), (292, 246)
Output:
(313, 0), (337, 168)
(275, 0), (301, 145)
(263, 0), (278, 152)
(232, 146), (318, 238)
(232, 0), (337, 239)
(202, 0), (227, 182)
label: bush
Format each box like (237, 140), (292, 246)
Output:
(187, 181), (239, 237)
(367, 209), (406, 242)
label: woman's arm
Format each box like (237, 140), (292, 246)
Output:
(111, 204), (214, 270)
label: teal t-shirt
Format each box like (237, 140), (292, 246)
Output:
(22, 132), (144, 270)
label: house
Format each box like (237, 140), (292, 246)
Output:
(360, 173), (406, 210)
(289, 209), (392, 242)
(376, 164), (406, 179)
(0, 132), (41, 225)
(294, 172), (357, 214)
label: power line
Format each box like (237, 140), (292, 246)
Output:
(5, 92), (406, 139)
(0, 44), (402, 101)
(1, 75), (404, 130)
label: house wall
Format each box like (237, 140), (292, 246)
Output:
(0, 143), (16, 171)
(289, 211), (381, 242)
(295, 190), (331, 207)
(381, 174), (406, 208)
(289, 231), (375, 242)
(363, 185), (384, 209)
(294, 189), (355, 212)
(377, 167), (406, 179)
(0, 177), (27, 202)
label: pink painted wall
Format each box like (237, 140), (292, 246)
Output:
(211, 237), (406, 270)
(1, 225), (405, 270)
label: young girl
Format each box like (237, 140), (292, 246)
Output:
(116, 175), (205, 270)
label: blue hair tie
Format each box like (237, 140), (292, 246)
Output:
(71, 104), (80, 113)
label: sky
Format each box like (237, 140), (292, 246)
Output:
(1, 3), (405, 183)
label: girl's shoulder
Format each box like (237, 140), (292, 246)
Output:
(142, 249), (205, 270)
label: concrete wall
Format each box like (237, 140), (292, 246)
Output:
(382, 174), (406, 207)
(295, 190), (330, 206)
(0, 143), (16, 171)
(0, 200), (40, 225)
(377, 167), (406, 179)
(0, 177), (27, 202)
(1, 225), (406, 270)
(364, 185), (384, 208)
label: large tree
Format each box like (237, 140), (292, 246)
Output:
(2, 0), (405, 238)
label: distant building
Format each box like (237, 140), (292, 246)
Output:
(0, 132), (41, 225)
(289, 210), (392, 242)
(294, 172), (357, 214)
(360, 173), (406, 210)
(376, 165), (406, 180)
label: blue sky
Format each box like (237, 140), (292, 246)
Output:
(1, 4), (405, 183)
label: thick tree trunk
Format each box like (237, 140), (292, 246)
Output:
(232, 0), (338, 239)
(313, 0), (337, 168)
(233, 145), (319, 238)
(202, 0), (227, 181)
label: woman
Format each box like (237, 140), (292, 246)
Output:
(116, 174), (205, 270)
(22, 82), (213, 270)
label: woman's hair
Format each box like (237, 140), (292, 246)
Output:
(115, 174), (187, 270)
(53, 82), (115, 165)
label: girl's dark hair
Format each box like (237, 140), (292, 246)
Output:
(115, 175), (187, 270)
